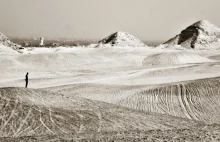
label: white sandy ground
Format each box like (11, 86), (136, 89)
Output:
(1, 45), (220, 141)
(0, 46), (220, 88)
(0, 44), (19, 54)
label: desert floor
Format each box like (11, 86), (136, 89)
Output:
(1, 46), (220, 141)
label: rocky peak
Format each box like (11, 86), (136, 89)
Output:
(164, 20), (220, 49)
(99, 31), (146, 47)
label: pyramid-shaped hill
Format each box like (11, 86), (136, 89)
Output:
(99, 31), (146, 47)
(164, 20), (220, 50)
(0, 32), (20, 49)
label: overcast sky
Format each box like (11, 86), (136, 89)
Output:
(0, 0), (220, 42)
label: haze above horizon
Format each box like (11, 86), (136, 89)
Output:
(0, 0), (220, 41)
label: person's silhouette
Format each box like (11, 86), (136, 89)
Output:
(25, 72), (29, 88)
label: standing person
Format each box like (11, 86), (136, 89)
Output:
(25, 72), (29, 88)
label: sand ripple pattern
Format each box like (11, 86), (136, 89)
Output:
(118, 77), (220, 123)
(0, 87), (200, 138)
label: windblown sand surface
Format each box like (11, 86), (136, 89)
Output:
(1, 46), (220, 141)
(2, 87), (200, 136)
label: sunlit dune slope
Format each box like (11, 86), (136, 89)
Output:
(143, 52), (215, 66)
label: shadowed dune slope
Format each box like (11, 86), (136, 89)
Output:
(209, 55), (220, 61)
(0, 87), (201, 138)
(2, 124), (220, 142)
(47, 77), (220, 124)
(117, 77), (220, 124)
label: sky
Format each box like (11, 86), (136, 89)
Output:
(0, 0), (220, 42)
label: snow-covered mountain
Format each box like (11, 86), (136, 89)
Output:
(164, 20), (220, 50)
(99, 31), (146, 47)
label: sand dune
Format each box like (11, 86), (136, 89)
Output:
(0, 87), (203, 140)
(46, 83), (152, 103)
(93, 65), (220, 86)
(47, 77), (220, 124)
(1, 48), (220, 88)
(0, 33), (20, 50)
(3, 124), (220, 141)
(117, 77), (220, 123)
(0, 44), (18, 54)
(1, 46), (220, 141)
(142, 52), (215, 66)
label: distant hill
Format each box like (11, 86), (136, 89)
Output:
(10, 38), (98, 47)
(0, 32), (20, 49)
(163, 20), (220, 50)
(99, 31), (146, 47)
(10, 37), (161, 47)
